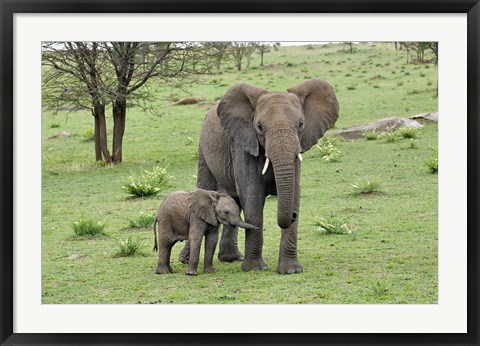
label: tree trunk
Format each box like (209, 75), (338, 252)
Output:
(112, 99), (127, 164)
(260, 52), (264, 66)
(93, 102), (111, 163)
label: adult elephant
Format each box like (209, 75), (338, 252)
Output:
(179, 78), (339, 274)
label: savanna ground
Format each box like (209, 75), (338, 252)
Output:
(42, 42), (438, 304)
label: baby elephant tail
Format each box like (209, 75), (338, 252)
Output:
(153, 218), (158, 252)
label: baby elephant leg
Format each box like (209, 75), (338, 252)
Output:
(178, 241), (190, 264)
(156, 232), (174, 274)
(186, 235), (203, 276)
(203, 228), (219, 273)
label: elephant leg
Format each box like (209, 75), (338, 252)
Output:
(218, 224), (244, 262)
(241, 195), (267, 271)
(156, 238), (173, 274)
(204, 228), (219, 273)
(186, 235), (202, 276)
(178, 241), (190, 264)
(277, 161), (303, 274)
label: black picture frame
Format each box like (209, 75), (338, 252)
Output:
(1, 1), (478, 345)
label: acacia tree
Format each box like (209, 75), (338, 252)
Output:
(256, 42), (271, 66)
(42, 42), (112, 161)
(43, 42), (215, 163)
(202, 42), (231, 72)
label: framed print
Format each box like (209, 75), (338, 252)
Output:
(1, 0), (479, 345)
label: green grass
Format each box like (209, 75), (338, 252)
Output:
(129, 212), (156, 229)
(42, 42), (438, 304)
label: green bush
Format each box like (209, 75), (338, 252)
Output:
(363, 130), (378, 140)
(315, 216), (354, 235)
(122, 166), (172, 198)
(382, 131), (398, 143)
(425, 152), (438, 173)
(115, 237), (143, 257)
(82, 128), (95, 142)
(316, 137), (340, 162)
(129, 212), (156, 229)
(352, 180), (382, 195)
(72, 217), (105, 236)
(397, 127), (418, 139)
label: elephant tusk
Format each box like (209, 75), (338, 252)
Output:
(298, 153), (303, 162)
(262, 158), (270, 175)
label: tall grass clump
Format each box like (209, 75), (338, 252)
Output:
(72, 217), (105, 236)
(122, 166), (172, 198)
(397, 127), (419, 139)
(315, 216), (354, 235)
(363, 130), (378, 140)
(82, 128), (95, 142)
(129, 212), (156, 229)
(316, 137), (341, 162)
(382, 131), (398, 143)
(425, 151), (438, 173)
(115, 237), (144, 257)
(352, 180), (382, 195)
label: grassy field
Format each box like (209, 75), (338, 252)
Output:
(42, 42), (438, 304)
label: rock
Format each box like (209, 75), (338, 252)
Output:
(335, 117), (423, 140)
(411, 112), (438, 122)
(48, 131), (71, 139)
(54, 105), (84, 111)
(171, 97), (200, 106)
(65, 254), (86, 260)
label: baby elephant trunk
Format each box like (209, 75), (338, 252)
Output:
(231, 218), (260, 231)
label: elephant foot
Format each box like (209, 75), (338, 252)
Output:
(218, 249), (244, 262)
(185, 269), (198, 276)
(276, 260), (303, 274)
(203, 266), (216, 273)
(242, 258), (268, 271)
(156, 265), (173, 275)
(178, 250), (189, 264)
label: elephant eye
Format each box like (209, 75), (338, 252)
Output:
(298, 120), (305, 132)
(257, 122), (264, 134)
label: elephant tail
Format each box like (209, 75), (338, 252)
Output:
(153, 218), (158, 252)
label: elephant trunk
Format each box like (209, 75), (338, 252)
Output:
(267, 130), (300, 230)
(230, 218), (260, 231)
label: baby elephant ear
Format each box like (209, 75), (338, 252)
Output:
(217, 83), (267, 157)
(188, 189), (218, 226)
(288, 78), (339, 152)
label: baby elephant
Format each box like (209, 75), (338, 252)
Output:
(153, 188), (259, 275)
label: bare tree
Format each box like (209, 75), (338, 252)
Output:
(42, 42), (216, 164)
(243, 42), (257, 69)
(399, 42), (438, 64)
(343, 42), (353, 53)
(42, 42), (112, 161)
(202, 42), (231, 72)
(231, 42), (248, 71)
(256, 42), (271, 66)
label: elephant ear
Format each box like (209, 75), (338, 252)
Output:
(217, 83), (267, 156)
(188, 189), (218, 226)
(287, 78), (339, 152)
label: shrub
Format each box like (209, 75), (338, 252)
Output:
(82, 128), (95, 142)
(315, 216), (354, 235)
(352, 180), (382, 195)
(382, 131), (398, 143)
(72, 217), (105, 236)
(50, 122), (60, 128)
(129, 212), (156, 229)
(190, 148), (199, 160)
(363, 130), (378, 140)
(425, 151), (438, 173)
(316, 137), (340, 162)
(397, 127), (418, 139)
(115, 237), (143, 257)
(122, 166), (172, 198)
